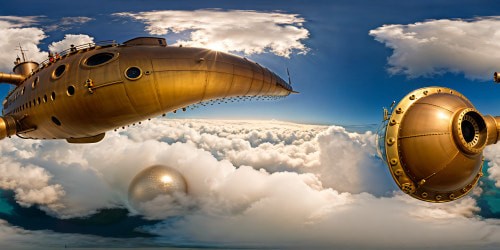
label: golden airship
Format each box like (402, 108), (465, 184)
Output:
(377, 83), (500, 203)
(0, 37), (295, 143)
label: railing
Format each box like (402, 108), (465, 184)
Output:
(38, 40), (117, 68)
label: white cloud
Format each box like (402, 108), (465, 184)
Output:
(0, 16), (95, 73)
(369, 17), (500, 80)
(45, 16), (95, 32)
(60, 16), (94, 26)
(484, 144), (500, 188)
(0, 16), (47, 72)
(48, 34), (94, 53)
(114, 10), (309, 57)
(0, 119), (499, 248)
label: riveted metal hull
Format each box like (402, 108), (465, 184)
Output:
(1, 41), (293, 141)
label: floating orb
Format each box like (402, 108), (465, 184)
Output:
(128, 165), (187, 210)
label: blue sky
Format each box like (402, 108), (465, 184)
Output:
(2, 1), (500, 248)
(2, 0), (500, 126)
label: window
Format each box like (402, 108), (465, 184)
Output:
(67, 86), (75, 96)
(53, 64), (66, 78)
(85, 53), (115, 66)
(51, 92), (56, 101)
(51, 116), (62, 126)
(125, 66), (142, 80)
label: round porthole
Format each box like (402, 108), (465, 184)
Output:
(125, 66), (142, 80)
(51, 116), (62, 126)
(67, 85), (75, 96)
(85, 52), (115, 67)
(53, 64), (66, 79)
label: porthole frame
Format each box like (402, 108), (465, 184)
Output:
(52, 64), (68, 80)
(124, 66), (143, 80)
(82, 52), (119, 68)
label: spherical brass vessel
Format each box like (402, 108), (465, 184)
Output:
(378, 87), (488, 202)
(128, 165), (187, 209)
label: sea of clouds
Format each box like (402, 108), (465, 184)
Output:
(0, 118), (499, 249)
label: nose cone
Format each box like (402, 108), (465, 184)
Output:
(379, 87), (485, 202)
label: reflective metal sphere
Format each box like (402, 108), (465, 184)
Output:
(128, 165), (188, 209)
(377, 87), (493, 202)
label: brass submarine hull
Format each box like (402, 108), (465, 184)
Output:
(0, 37), (294, 143)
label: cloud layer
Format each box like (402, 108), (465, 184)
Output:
(370, 17), (500, 80)
(114, 10), (310, 57)
(1, 118), (499, 249)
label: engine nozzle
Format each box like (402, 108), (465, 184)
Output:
(377, 87), (499, 202)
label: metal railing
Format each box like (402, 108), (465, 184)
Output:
(39, 40), (117, 68)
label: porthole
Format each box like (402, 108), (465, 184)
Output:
(51, 92), (56, 101)
(125, 66), (142, 80)
(51, 116), (62, 126)
(67, 85), (75, 96)
(84, 52), (115, 67)
(32, 77), (39, 89)
(37, 97), (41, 105)
(43, 95), (47, 103)
(53, 64), (66, 79)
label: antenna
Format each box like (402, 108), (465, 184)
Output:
(15, 44), (28, 62)
(286, 67), (292, 85)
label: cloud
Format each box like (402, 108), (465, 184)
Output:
(369, 17), (500, 80)
(48, 34), (94, 53)
(1, 119), (500, 249)
(484, 144), (500, 188)
(45, 16), (94, 32)
(113, 9), (309, 57)
(0, 16), (47, 72)
(0, 16), (95, 73)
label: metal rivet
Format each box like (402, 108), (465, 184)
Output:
(394, 169), (403, 176)
(423, 90), (428, 95)
(436, 195), (442, 200)
(461, 187), (468, 193)
(409, 95), (415, 100)
(418, 179), (426, 186)
(421, 192), (428, 198)
(389, 119), (397, 126)
(387, 137), (396, 145)
(396, 107), (403, 114)
(449, 194), (455, 199)
(437, 89), (441, 93)
(390, 158), (398, 166)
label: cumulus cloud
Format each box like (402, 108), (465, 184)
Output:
(370, 17), (500, 80)
(48, 34), (94, 53)
(0, 16), (46, 71)
(484, 144), (500, 188)
(1, 118), (500, 249)
(0, 16), (95, 72)
(114, 10), (309, 57)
